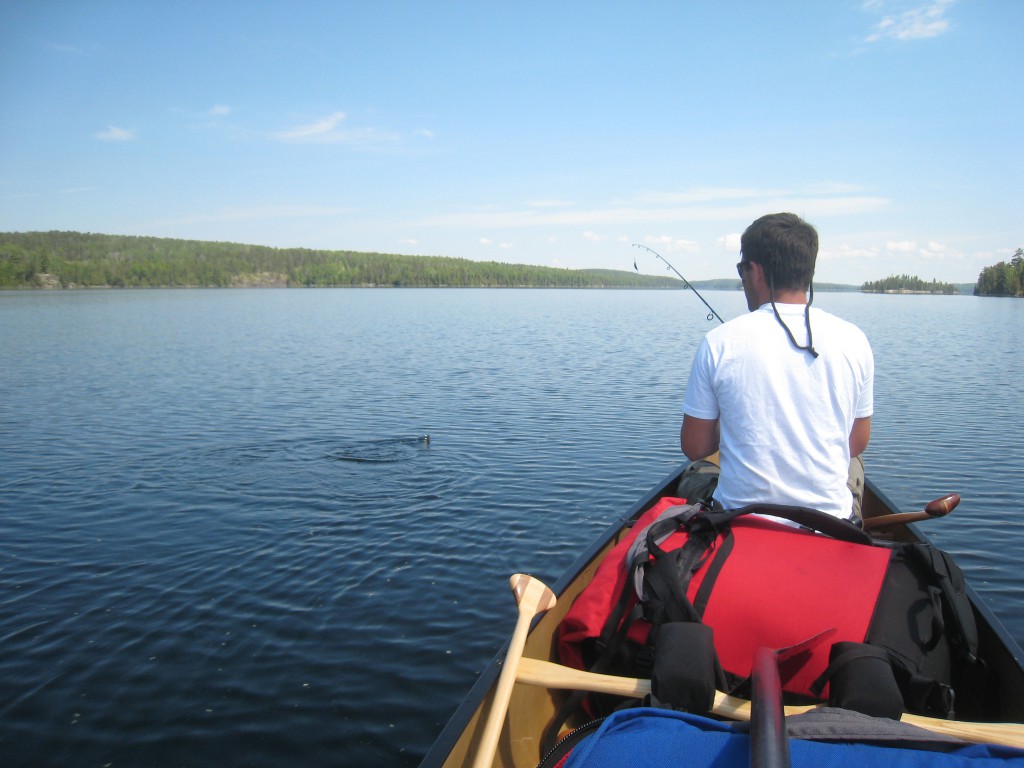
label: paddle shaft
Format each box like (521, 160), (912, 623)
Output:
(865, 509), (946, 529)
(863, 493), (960, 531)
(470, 575), (556, 768)
(515, 657), (1024, 749)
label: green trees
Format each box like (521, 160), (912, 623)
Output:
(0, 231), (685, 290)
(860, 275), (959, 294)
(974, 249), (1024, 297)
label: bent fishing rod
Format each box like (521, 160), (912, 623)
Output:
(632, 243), (724, 324)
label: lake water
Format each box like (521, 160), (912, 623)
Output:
(1, 288), (1022, 767)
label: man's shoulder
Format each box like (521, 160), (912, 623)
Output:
(707, 307), (783, 341)
(809, 307), (870, 339)
(703, 314), (753, 351)
(713, 309), (769, 334)
(808, 308), (874, 362)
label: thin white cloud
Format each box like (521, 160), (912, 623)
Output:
(886, 240), (917, 252)
(399, 238), (420, 246)
(528, 199), (575, 208)
(919, 241), (958, 260)
(717, 233), (742, 251)
(152, 204), (352, 227)
(94, 125), (134, 142)
(47, 42), (86, 55)
(278, 111), (348, 141)
(633, 187), (784, 205)
(419, 186), (890, 230)
(820, 244), (883, 262)
(643, 235), (700, 253)
(209, 105), (231, 116)
(275, 111), (401, 148)
(866, 0), (954, 42)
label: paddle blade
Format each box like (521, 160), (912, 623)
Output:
(510, 573), (557, 614)
(926, 494), (960, 517)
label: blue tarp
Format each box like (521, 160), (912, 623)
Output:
(563, 708), (1024, 768)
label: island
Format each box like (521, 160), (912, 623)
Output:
(860, 275), (960, 295)
(974, 249), (1024, 297)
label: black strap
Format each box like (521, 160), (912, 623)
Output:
(644, 504), (704, 560)
(904, 543), (979, 663)
(811, 643), (891, 698)
(590, 553), (646, 661)
(696, 503), (871, 545)
(904, 673), (956, 718)
(692, 527), (735, 618)
(810, 642), (904, 720)
(644, 552), (701, 624)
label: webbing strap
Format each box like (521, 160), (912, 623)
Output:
(645, 553), (701, 624)
(693, 503), (872, 545)
(905, 543), (979, 662)
(692, 529), (735, 618)
(811, 643), (892, 698)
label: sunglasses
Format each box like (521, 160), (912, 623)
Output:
(736, 261), (751, 279)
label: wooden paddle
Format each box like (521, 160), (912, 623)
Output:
(471, 574), (557, 768)
(863, 493), (959, 530)
(515, 657), (1024, 749)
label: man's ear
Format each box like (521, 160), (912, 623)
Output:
(747, 261), (769, 300)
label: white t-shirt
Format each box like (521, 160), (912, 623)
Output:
(682, 302), (874, 519)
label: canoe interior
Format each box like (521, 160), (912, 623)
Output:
(424, 463), (1024, 768)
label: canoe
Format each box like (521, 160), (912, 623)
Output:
(420, 461), (1024, 767)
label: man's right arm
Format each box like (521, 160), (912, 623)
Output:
(849, 416), (871, 458)
(681, 414), (720, 461)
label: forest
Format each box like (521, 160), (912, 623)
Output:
(0, 231), (687, 290)
(6, 230), (970, 295)
(974, 249), (1024, 297)
(860, 275), (960, 294)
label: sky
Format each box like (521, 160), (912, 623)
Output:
(1, 1), (1021, 285)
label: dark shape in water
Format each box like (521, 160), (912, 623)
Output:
(329, 435), (430, 464)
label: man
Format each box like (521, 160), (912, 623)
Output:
(680, 213), (873, 521)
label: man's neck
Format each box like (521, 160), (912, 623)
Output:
(768, 288), (807, 305)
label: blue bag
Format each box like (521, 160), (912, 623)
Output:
(559, 708), (1024, 768)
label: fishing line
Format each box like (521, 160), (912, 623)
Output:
(632, 243), (724, 324)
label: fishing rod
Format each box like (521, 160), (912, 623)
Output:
(632, 243), (725, 324)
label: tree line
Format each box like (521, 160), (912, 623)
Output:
(0, 231), (687, 290)
(860, 275), (960, 294)
(974, 249), (1024, 297)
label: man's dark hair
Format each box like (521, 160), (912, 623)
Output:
(740, 213), (818, 292)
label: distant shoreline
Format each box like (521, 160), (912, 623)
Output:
(5, 277), (869, 292)
(0, 231), (977, 295)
